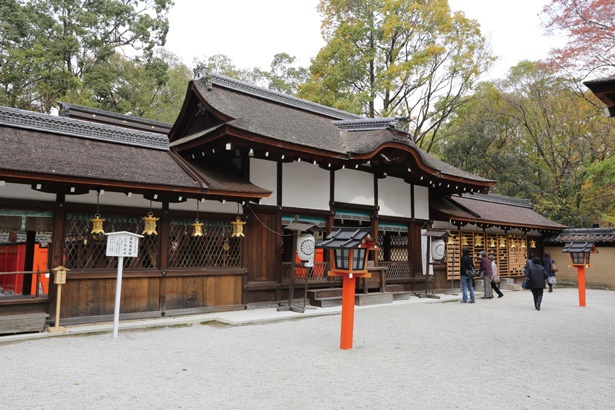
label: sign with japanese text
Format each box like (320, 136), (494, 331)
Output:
(105, 231), (143, 258)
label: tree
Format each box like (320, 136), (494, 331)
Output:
(63, 49), (191, 124)
(438, 61), (613, 227)
(542, 0), (615, 78)
(193, 53), (309, 95)
(0, 0), (173, 113)
(297, 0), (494, 151)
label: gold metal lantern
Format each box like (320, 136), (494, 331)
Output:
(142, 212), (159, 235)
(231, 216), (246, 238)
(191, 219), (204, 237)
(90, 213), (105, 235)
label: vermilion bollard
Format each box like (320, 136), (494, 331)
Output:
(340, 274), (357, 350)
(577, 266), (586, 307)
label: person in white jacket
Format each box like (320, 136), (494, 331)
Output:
(488, 255), (504, 298)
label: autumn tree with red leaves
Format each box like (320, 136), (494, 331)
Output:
(542, 0), (615, 78)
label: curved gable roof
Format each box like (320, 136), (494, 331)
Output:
(169, 72), (495, 194)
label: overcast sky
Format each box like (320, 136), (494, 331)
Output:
(164, 0), (563, 80)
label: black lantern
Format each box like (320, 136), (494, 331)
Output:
(320, 227), (377, 274)
(562, 241), (597, 267)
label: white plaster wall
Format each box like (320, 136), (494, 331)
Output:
(249, 158), (277, 206)
(334, 168), (374, 206)
(0, 182), (56, 202)
(70, 191), (161, 209)
(378, 177), (411, 218)
(282, 161), (329, 210)
(170, 198), (239, 214)
(414, 185), (429, 220)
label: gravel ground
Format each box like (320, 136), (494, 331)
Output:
(1, 288), (614, 410)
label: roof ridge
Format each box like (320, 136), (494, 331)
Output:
(196, 68), (362, 121)
(0, 106), (169, 150)
(58, 102), (172, 128)
(333, 117), (406, 131)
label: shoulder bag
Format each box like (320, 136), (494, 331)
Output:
(551, 260), (558, 272)
(522, 277), (530, 289)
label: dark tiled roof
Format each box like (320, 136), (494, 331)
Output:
(545, 228), (615, 244)
(197, 69), (360, 120)
(183, 73), (493, 185)
(440, 193), (566, 230)
(0, 125), (198, 188)
(584, 75), (615, 109)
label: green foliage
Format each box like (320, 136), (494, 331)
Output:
(0, 0), (173, 113)
(298, 0), (494, 150)
(193, 53), (309, 96)
(437, 61), (614, 227)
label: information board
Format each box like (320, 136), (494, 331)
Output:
(106, 234), (139, 257)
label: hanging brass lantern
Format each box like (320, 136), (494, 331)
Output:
(521, 240), (527, 249)
(90, 213), (105, 235)
(510, 240), (517, 249)
(489, 238), (496, 248)
(231, 216), (246, 238)
(530, 239), (536, 248)
(142, 212), (159, 235)
(191, 219), (204, 237)
(499, 237), (506, 248)
(447, 234), (455, 245)
(475, 235), (483, 247)
(461, 235), (468, 246)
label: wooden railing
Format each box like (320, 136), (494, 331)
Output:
(281, 262), (334, 283)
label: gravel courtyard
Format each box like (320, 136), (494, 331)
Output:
(1, 287), (614, 409)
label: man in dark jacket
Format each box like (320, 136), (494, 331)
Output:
(526, 257), (549, 311)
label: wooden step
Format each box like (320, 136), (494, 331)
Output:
(385, 284), (405, 293)
(0, 312), (48, 335)
(310, 296), (342, 308)
(391, 292), (412, 301)
(355, 292), (393, 306)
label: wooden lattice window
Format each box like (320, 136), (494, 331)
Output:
(168, 218), (241, 268)
(63, 213), (159, 270)
(377, 232), (408, 262)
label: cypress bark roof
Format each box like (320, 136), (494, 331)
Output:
(0, 106), (270, 200)
(169, 71), (495, 195)
(432, 193), (566, 231)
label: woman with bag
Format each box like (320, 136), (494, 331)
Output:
(542, 252), (557, 293)
(489, 255), (504, 298)
(460, 248), (476, 304)
(479, 251), (493, 299)
(526, 257), (549, 311)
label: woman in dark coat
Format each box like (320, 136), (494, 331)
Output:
(526, 257), (549, 311)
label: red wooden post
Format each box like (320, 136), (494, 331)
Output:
(577, 266), (586, 307)
(340, 274), (357, 350)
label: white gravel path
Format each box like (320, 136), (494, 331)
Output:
(1, 288), (614, 410)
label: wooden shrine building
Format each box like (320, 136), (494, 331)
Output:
(0, 71), (564, 330)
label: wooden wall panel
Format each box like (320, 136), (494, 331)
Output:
(61, 277), (160, 318)
(243, 209), (280, 283)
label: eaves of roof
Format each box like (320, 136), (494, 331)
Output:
(544, 228), (615, 244)
(433, 193), (566, 231)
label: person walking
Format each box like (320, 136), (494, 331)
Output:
(526, 256), (549, 310)
(542, 252), (557, 293)
(489, 254), (504, 298)
(479, 250), (493, 299)
(460, 248), (476, 304)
